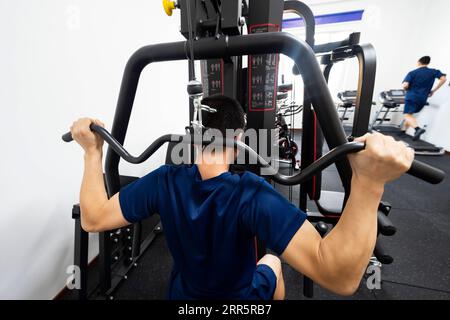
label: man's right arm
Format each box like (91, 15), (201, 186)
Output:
(430, 75), (447, 96)
(281, 133), (414, 295)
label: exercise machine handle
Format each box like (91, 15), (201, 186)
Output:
(62, 124), (174, 164)
(63, 123), (109, 143)
(61, 125), (445, 185)
(62, 131), (75, 142)
(334, 142), (445, 185)
(407, 159), (445, 185)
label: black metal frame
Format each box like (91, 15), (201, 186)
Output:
(281, 1), (318, 298)
(311, 34), (399, 296)
(315, 41), (377, 209)
(64, 35), (445, 298)
(314, 32), (361, 54)
(321, 43), (377, 132)
(105, 32), (353, 194)
(283, 1), (318, 213)
(99, 24), (442, 298)
(72, 204), (88, 300)
(70, 176), (158, 299)
(101, 32), (351, 293)
(314, 35), (377, 201)
(284, 1), (315, 46)
(339, 44), (377, 137)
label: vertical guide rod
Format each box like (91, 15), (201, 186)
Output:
(186, 0), (196, 81)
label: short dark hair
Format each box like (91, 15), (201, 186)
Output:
(201, 95), (246, 135)
(419, 56), (431, 65)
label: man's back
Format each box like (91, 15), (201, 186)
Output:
(404, 67), (443, 102)
(119, 164), (306, 299)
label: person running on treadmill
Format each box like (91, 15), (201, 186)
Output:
(402, 56), (447, 140)
(69, 95), (413, 300)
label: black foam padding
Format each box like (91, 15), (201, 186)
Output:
(409, 160), (445, 184)
(378, 211), (396, 236)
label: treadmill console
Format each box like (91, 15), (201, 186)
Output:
(337, 90), (357, 104)
(380, 89), (406, 104)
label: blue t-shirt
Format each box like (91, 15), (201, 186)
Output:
(403, 67), (445, 103)
(119, 164), (307, 299)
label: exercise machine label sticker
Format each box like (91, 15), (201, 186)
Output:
(248, 24), (280, 112)
(201, 59), (224, 96)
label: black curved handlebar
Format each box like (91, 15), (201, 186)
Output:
(62, 124), (445, 185)
(62, 125), (173, 164)
(282, 105), (303, 116)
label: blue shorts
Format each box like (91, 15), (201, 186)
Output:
(245, 264), (277, 300)
(404, 99), (426, 114)
(168, 264), (277, 300)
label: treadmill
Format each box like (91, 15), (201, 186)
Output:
(371, 89), (444, 156)
(336, 90), (356, 124)
(337, 90), (376, 133)
(371, 89), (406, 132)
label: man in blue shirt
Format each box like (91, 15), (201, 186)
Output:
(70, 95), (413, 299)
(402, 56), (446, 140)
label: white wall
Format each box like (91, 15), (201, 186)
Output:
(0, 0), (187, 299)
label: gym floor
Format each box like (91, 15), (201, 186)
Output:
(61, 138), (450, 300)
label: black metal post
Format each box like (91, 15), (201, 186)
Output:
(247, 0), (285, 259)
(72, 204), (88, 300)
(283, 1), (315, 46)
(282, 0), (316, 217)
(352, 44), (377, 137)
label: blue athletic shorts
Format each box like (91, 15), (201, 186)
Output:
(245, 264), (277, 300)
(404, 99), (426, 114)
